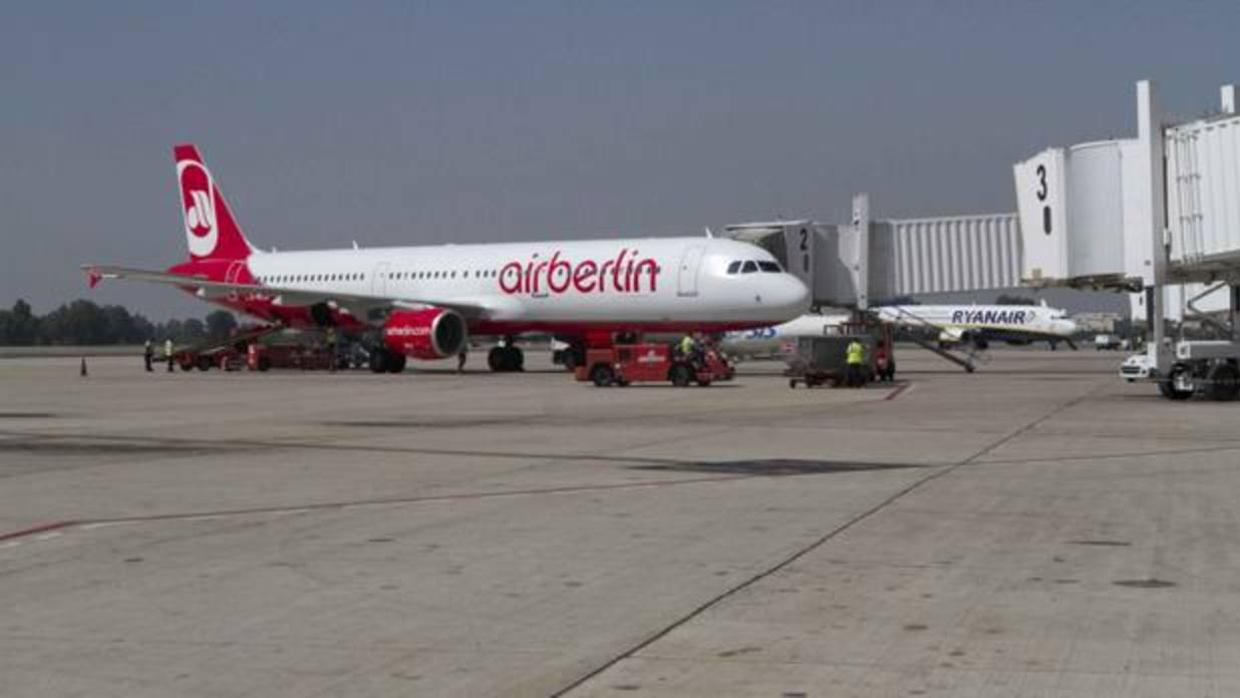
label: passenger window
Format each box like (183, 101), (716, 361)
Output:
(758, 261), (781, 273)
(741, 261), (758, 273)
(727, 261), (742, 274)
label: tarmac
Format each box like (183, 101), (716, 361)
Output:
(1, 348), (1239, 697)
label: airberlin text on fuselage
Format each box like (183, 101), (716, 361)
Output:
(499, 249), (659, 296)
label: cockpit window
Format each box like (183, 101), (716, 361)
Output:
(741, 261), (758, 273)
(726, 261), (742, 274)
(757, 261), (781, 273)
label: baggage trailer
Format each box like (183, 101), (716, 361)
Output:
(246, 342), (340, 372)
(786, 319), (894, 388)
(575, 342), (734, 387)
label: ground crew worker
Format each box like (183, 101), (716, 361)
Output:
(873, 342), (890, 382)
(845, 337), (865, 387)
(143, 339), (153, 372)
(164, 338), (174, 372)
(678, 333), (696, 359)
(325, 327), (338, 373)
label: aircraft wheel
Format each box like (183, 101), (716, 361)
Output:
(386, 353), (407, 374)
(1206, 363), (1239, 401)
(506, 346), (524, 372)
(590, 364), (614, 387)
(487, 347), (505, 372)
(369, 350), (388, 374)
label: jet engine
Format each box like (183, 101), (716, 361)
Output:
(382, 308), (468, 360)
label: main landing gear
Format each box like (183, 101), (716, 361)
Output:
(368, 348), (407, 374)
(487, 343), (524, 372)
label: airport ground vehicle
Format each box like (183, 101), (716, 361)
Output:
(1122, 345), (1240, 401)
(159, 324), (354, 373)
(786, 320), (894, 388)
(163, 324), (281, 372)
(1094, 334), (1124, 351)
(575, 342), (734, 387)
(246, 342), (341, 372)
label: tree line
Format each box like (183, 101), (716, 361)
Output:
(0, 299), (238, 346)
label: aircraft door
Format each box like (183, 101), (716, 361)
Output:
(677, 245), (705, 297)
(372, 262), (391, 296)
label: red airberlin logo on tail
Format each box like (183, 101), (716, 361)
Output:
(498, 249), (659, 295)
(178, 160), (218, 257)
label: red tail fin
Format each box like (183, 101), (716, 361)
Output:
(174, 144), (255, 261)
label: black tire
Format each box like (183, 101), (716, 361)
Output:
(369, 350), (388, 374)
(256, 356), (271, 372)
(696, 377), (712, 387)
(487, 347), (505, 372)
(1158, 364), (1194, 401)
(1206, 363), (1239, 401)
(590, 364), (614, 387)
(196, 355), (212, 371)
(670, 364), (692, 387)
(386, 353), (407, 374)
(179, 359), (194, 372)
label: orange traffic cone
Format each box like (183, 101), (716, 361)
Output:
(80, 357), (88, 377)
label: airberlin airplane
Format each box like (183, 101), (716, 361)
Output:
(85, 145), (810, 373)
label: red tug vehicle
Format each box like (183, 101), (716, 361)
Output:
(575, 342), (734, 387)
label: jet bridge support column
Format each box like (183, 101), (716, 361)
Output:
(848, 194), (870, 312)
(1135, 80), (1171, 376)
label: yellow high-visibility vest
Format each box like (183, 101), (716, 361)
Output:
(846, 341), (865, 365)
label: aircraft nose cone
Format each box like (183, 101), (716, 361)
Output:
(777, 275), (811, 314)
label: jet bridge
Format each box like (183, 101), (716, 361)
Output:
(1012, 80), (1240, 399)
(726, 202), (1021, 310)
(725, 202), (1022, 372)
(724, 79), (1240, 394)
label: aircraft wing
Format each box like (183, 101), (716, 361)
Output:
(82, 265), (492, 320)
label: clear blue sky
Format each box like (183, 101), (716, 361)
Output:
(2, 1), (1236, 318)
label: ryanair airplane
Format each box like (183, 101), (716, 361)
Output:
(874, 302), (1078, 350)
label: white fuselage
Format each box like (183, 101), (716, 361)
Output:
(721, 313), (851, 358)
(245, 236), (810, 333)
(874, 304), (1077, 343)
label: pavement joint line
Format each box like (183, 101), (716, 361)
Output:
(0, 521), (76, 543)
(548, 380), (1103, 698)
(884, 383), (913, 400)
(970, 442), (1240, 466)
(0, 429), (741, 468)
(0, 474), (756, 544)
